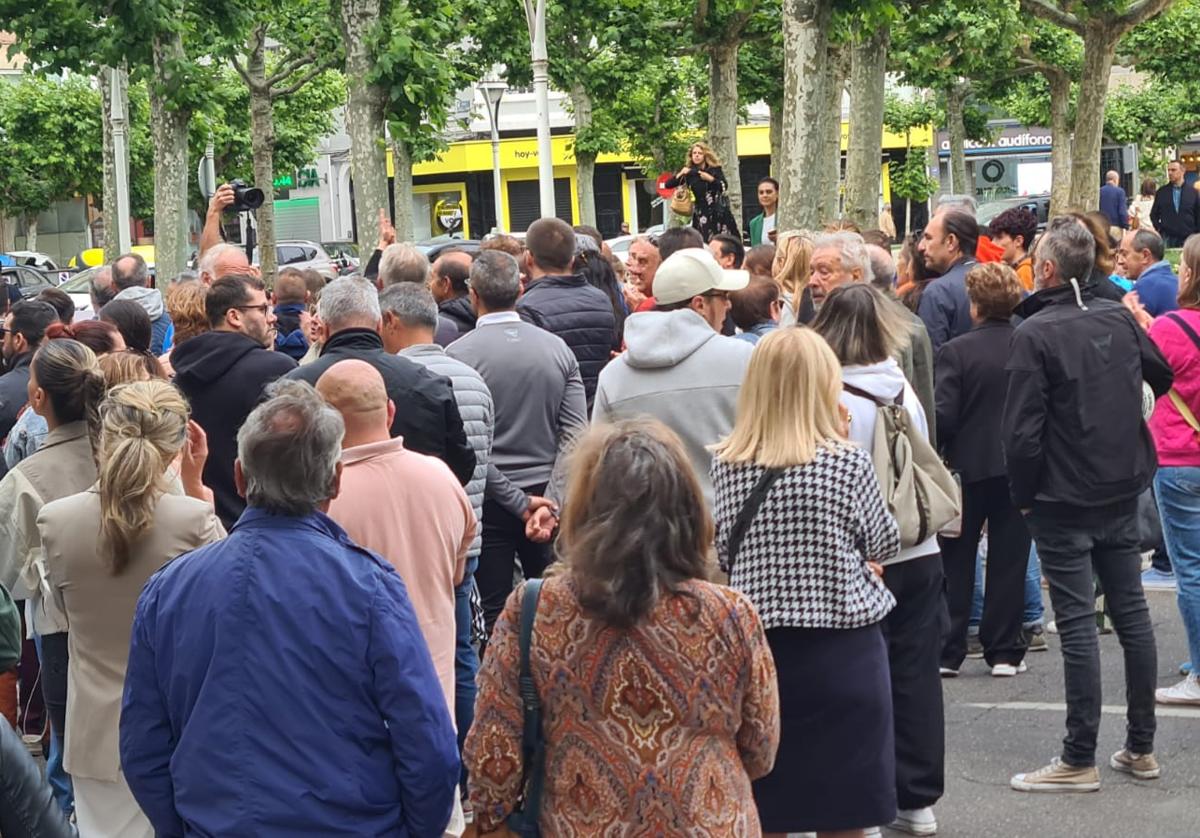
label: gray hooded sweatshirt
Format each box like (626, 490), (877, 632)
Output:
(593, 309), (754, 505)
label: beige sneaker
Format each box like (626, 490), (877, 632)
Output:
(1110, 749), (1161, 779)
(1011, 757), (1100, 792)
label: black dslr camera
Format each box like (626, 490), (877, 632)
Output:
(229, 179), (265, 212)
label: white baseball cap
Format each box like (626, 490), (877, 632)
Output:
(653, 247), (750, 305)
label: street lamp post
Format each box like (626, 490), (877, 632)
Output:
(478, 73), (507, 234)
(109, 66), (132, 253)
(523, 0), (555, 218)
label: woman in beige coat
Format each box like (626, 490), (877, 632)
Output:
(40, 380), (223, 838)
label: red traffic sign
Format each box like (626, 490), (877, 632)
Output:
(656, 173), (677, 199)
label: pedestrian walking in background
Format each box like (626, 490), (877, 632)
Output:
(1005, 216), (1171, 793)
(713, 327), (899, 838)
(935, 263), (1032, 678)
(466, 419), (778, 835)
(813, 284), (946, 837)
(1099, 171), (1129, 239)
(120, 380), (460, 836)
(1129, 178), (1157, 233)
(41, 380), (221, 838)
(1125, 233), (1200, 705)
(664, 141), (741, 242)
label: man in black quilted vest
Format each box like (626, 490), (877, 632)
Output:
(517, 217), (617, 409)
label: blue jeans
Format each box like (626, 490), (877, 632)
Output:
(33, 633), (73, 815)
(454, 573), (479, 786)
(970, 544), (1044, 629)
(1155, 467), (1200, 670)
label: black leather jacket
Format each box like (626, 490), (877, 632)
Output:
(0, 718), (76, 838)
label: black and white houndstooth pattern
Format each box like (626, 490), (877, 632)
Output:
(713, 444), (900, 631)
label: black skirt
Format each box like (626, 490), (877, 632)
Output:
(754, 623), (897, 833)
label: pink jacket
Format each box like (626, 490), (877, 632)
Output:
(1149, 308), (1200, 467)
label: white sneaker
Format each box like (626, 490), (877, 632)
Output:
(1156, 674), (1200, 705)
(891, 807), (938, 835)
(992, 661), (1028, 677)
(864, 828), (882, 838)
(939, 666), (959, 678)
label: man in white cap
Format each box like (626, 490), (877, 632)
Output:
(592, 247), (752, 504)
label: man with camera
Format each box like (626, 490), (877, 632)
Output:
(198, 183), (260, 285)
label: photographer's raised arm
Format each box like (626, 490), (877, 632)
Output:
(199, 184), (236, 257)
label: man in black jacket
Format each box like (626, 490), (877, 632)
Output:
(430, 250), (476, 336)
(0, 300), (57, 445)
(1004, 216), (1172, 794)
(173, 274), (297, 527)
(285, 277), (474, 486)
(1149, 159), (1200, 247)
(517, 217), (616, 407)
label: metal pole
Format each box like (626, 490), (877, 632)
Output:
(527, 0), (555, 218)
(109, 67), (133, 254)
(204, 133), (216, 203)
(489, 97), (505, 233)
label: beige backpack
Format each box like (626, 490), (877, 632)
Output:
(844, 384), (961, 548)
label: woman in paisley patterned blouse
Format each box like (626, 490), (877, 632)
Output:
(712, 326), (900, 838)
(464, 418), (779, 836)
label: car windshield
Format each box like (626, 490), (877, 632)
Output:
(62, 267), (98, 293)
(977, 197), (1045, 226)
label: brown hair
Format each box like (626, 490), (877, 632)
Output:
(68, 320), (123, 355)
(1073, 211), (1116, 275)
(744, 244), (776, 279)
(812, 283), (911, 366)
(165, 281), (209, 346)
(1179, 233), (1200, 309)
(1141, 178), (1157, 198)
(965, 262), (1022, 321)
(729, 278), (780, 330)
(480, 234), (525, 260)
(687, 141), (722, 169)
(556, 419), (714, 628)
(526, 217), (576, 273)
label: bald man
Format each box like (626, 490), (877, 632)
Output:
(320, 360), (473, 834)
(430, 250), (475, 334)
(198, 243), (253, 286)
(1100, 169), (1129, 236)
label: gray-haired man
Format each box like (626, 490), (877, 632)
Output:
(121, 380), (459, 836)
(285, 277), (474, 485)
(447, 251), (586, 642)
(1005, 216), (1172, 793)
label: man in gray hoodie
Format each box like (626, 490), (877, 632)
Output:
(111, 252), (173, 354)
(592, 247), (751, 505)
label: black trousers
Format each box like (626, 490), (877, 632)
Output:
(1027, 504), (1157, 767)
(477, 485), (552, 654)
(38, 632), (68, 739)
(940, 477), (1031, 668)
(881, 553), (946, 811)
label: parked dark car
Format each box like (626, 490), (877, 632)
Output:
(978, 194), (1051, 233)
(2, 265), (56, 301)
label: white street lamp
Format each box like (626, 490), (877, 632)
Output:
(478, 71), (507, 234)
(523, 0), (555, 219)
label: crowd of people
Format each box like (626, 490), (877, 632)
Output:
(0, 157), (1197, 838)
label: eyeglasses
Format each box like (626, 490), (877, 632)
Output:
(233, 303), (272, 316)
(702, 291), (730, 301)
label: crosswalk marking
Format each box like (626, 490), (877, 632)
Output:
(962, 701), (1200, 719)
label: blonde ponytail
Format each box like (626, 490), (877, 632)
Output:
(98, 380), (190, 574)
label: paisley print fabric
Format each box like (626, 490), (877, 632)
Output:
(465, 575), (779, 836)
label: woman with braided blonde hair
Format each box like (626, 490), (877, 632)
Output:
(39, 380), (223, 837)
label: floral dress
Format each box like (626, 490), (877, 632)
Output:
(665, 166), (741, 242)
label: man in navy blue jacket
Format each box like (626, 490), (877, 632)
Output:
(917, 210), (979, 353)
(120, 380), (459, 837)
(1099, 170), (1129, 235)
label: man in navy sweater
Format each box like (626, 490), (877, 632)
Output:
(1118, 229), (1179, 317)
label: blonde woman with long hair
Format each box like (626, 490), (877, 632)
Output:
(663, 141), (741, 242)
(711, 327), (900, 838)
(772, 230), (815, 326)
(39, 380), (223, 837)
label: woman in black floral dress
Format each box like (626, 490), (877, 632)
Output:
(664, 141), (741, 243)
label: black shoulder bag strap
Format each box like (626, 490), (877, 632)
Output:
(508, 578), (545, 837)
(726, 468), (786, 571)
(842, 381), (904, 407)
(1167, 312), (1200, 353)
